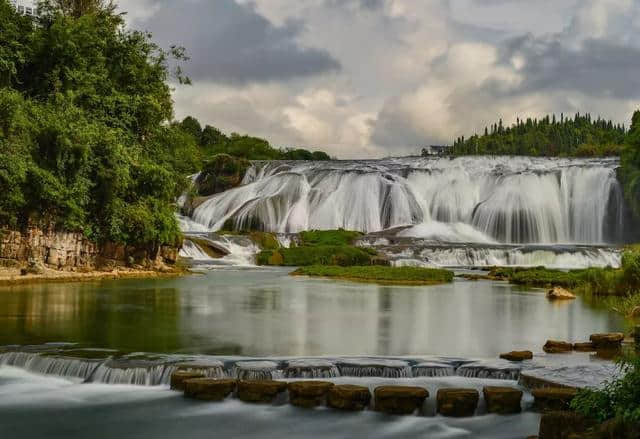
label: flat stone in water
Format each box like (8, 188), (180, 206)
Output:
(288, 381), (335, 408)
(374, 386), (429, 415)
(327, 385), (371, 411)
(437, 388), (480, 417)
(183, 378), (237, 401)
(171, 371), (205, 391)
(237, 380), (287, 403)
(483, 386), (523, 414)
(532, 387), (578, 412)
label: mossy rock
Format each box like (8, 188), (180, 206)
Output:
(543, 340), (573, 354)
(532, 387), (578, 412)
(249, 232), (280, 250)
(183, 378), (237, 401)
(436, 388), (479, 417)
(483, 386), (523, 414)
(589, 333), (624, 350)
(499, 350), (533, 362)
(327, 385), (371, 411)
(237, 380), (287, 403)
(287, 381), (335, 408)
(171, 371), (206, 391)
(374, 386), (429, 415)
(538, 411), (593, 439)
(195, 154), (250, 197)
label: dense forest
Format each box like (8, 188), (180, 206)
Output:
(451, 113), (627, 157)
(0, 0), (329, 248)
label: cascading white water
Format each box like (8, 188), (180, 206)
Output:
(189, 157), (627, 245)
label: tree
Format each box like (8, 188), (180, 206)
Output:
(38, 0), (116, 18)
(179, 116), (203, 143)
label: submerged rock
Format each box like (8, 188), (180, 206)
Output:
(183, 378), (237, 401)
(532, 387), (578, 412)
(483, 386), (523, 414)
(374, 386), (429, 415)
(543, 340), (573, 354)
(287, 381), (335, 408)
(170, 371), (205, 391)
(237, 380), (287, 403)
(436, 388), (480, 417)
(327, 385), (372, 411)
(546, 287), (576, 300)
(538, 411), (593, 439)
(500, 351), (533, 362)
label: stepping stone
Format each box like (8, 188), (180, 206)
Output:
(183, 378), (237, 401)
(543, 340), (572, 353)
(287, 381), (335, 408)
(532, 387), (578, 412)
(589, 333), (624, 350)
(170, 371), (205, 391)
(499, 351), (533, 361)
(237, 380), (287, 403)
(175, 359), (225, 378)
(327, 384), (371, 411)
(572, 342), (595, 352)
(374, 386), (429, 415)
(483, 386), (523, 414)
(437, 388), (479, 417)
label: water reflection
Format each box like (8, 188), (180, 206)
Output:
(0, 269), (623, 357)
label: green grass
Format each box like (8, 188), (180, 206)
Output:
(291, 265), (454, 285)
(298, 230), (363, 246)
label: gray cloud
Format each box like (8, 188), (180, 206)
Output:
(134, 0), (340, 84)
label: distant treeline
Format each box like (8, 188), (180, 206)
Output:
(178, 116), (332, 161)
(452, 113), (626, 157)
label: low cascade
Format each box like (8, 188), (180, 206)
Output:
(188, 157), (629, 245)
(284, 359), (340, 379)
(412, 362), (456, 378)
(456, 361), (522, 380)
(88, 361), (177, 386)
(232, 361), (283, 381)
(336, 359), (412, 378)
(0, 351), (102, 381)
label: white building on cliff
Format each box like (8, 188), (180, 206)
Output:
(9, 0), (39, 16)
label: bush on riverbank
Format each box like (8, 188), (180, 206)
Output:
(292, 265), (454, 285)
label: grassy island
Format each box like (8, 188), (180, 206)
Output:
(291, 265), (454, 286)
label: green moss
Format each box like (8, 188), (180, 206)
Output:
(292, 265), (454, 285)
(257, 245), (373, 267)
(298, 230), (363, 246)
(249, 232), (280, 250)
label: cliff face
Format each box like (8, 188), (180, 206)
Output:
(0, 228), (179, 270)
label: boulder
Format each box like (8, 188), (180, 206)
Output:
(538, 411), (593, 439)
(170, 371), (205, 391)
(374, 386), (429, 415)
(500, 350), (533, 361)
(543, 340), (573, 354)
(237, 380), (287, 403)
(589, 333), (624, 350)
(287, 381), (335, 408)
(327, 385), (372, 411)
(547, 287), (576, 300)
(21, 258), (45, 275)
(483, 386), (523, 414)
(572, 342), (596, 352)
(183, 378), (237, 401)
(532, 387), (578, 412)
(436, 388), (479, 417)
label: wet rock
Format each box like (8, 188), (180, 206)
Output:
(589, 333), (624, 350)
(237, 380), (287, 403)
(483, 386), (523, 414)
(547, 287), (576, 300)
(538, 411), (593, 439)
(630, 306), (640, 319)
(543, 340), (573, 354)
(532, 387), (578, 412)
(170, 371), (205, 391)
(500, 350), (533, 361)
(572, 342), (596, 352)
(437, 388), (480, 417)
(287, 381), (335, 408)
(327, 385), (372, 411)
(183, 378), (237, 401)
(374, 386), (429, 415)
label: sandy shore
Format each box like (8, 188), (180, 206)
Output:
(0, 266), (187, 286)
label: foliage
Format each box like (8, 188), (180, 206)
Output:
(292, 265), (454, 285)
(620, 111), (640, 218)
(452, 113), (626, 157)
(0, 1), (190, 246)
(571, 354), (640, 424)
(248, 231), (280, 251)
(194, 154), (250, 196)
(178, 115), (332, 161)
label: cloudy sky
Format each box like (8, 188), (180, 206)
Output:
(118, 0), (640, 158)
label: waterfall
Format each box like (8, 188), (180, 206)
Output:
(188, 157), (628, 245)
